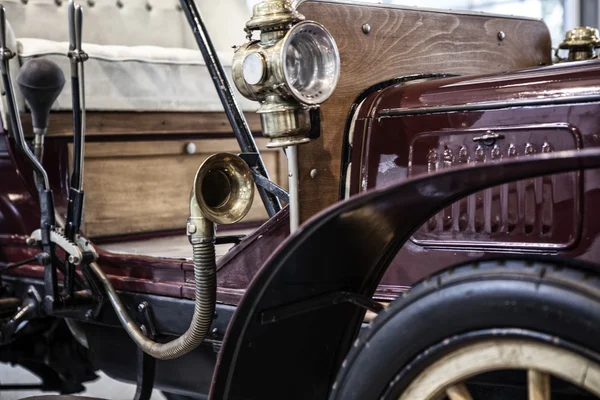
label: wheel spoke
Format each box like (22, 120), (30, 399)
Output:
(528, 369), (550, 400)
(446, 383), (473, 400)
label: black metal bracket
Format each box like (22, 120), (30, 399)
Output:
(65, 188), (85, 296)
(215, 235), (246, 245)
(133, 301), (156, 400)
(240, 152), (290, 203)
(80, 263), (104, 320)
(67, 49), (89, 63)
(137, 301), (157, 340)
(1, 286), (42, 344)
(260, 291), (384, 325)
(239, 152), (260, 169)
(308, 107), (321, 140)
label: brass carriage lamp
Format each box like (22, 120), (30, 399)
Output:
(232, 0), (340, 232)
(232, 0), (341, 148)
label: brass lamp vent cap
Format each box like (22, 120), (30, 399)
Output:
(559, 26), (600, 49)
(246, 0), (304, 31)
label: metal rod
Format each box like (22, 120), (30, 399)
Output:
(33, 128), (46, 160)
(0, 384), (44, 391)
(251, 169), (290, 203)
(133, 302), (156, 400)
(0, 256), (38, 272)
(178, 0), (281, 217)
(133, 345), (156, 400)
(287, 145), (299, 232)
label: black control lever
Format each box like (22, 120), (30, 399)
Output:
(0, 7), (50, 191)
(67, 0), (86, 195)
(17, 58), (65, 160)
(65, 0), (87, 297)
(0, 5), (59, 306)
(179, 0), (281, 217)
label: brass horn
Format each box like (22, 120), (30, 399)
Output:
(188, 153), (254, 239)
(88, 153), (255, 361)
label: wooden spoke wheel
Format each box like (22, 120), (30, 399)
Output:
(400, 339), (600, 399)
(329, 259), (600, 400)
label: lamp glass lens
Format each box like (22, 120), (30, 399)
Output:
(283, 22), (340, 104)
(242, 53), (265, 85)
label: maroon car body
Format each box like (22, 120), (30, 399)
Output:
(351, 60), (600, 295)
(3, 58), (600, 306)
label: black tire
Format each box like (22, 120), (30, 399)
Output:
(329, 258), (600, 400)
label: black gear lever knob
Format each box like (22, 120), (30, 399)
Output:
(17, 58), (65, 133)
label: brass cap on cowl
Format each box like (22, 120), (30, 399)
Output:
(559, 26), (600, 49)
(246, 0), (304, 32)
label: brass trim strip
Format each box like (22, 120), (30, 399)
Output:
(378, 94), (600, 117)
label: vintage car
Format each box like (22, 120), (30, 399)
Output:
(2, 0), (600, 399)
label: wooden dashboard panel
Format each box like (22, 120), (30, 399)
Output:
(296, 0), (552, 222)
(35, 110), (276, 238)
(70, 137), (287, 238)
(23, 111), (262, 137)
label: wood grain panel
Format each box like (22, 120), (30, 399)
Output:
(74, 138), (286, 237)
(296, 1), (551, 222)
(22, 111), (262, 137)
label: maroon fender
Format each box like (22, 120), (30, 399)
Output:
(210, 148), (600, 399)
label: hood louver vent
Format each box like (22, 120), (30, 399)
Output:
(409, 125), (581, 250)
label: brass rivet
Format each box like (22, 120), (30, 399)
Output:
(362, 23), (371, 35)
(497, 31), (505, 41)
(186, 222), (197, 235)
(310, 169), (318, 179)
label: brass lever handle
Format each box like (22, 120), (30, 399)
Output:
(472, 132), (505, 145)
(75, 3), (83, 52)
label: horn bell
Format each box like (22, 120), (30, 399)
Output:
(193, 153), (255, 225)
